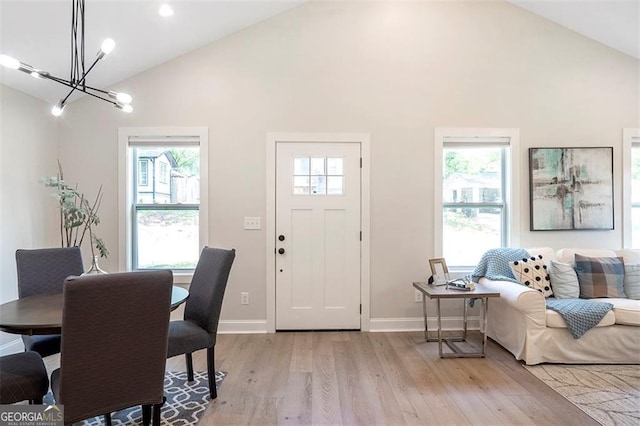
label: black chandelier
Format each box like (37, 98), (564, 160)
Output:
(0, 0), (133, 116)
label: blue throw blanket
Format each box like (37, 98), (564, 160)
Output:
(546, 298), (613, 339)
(472, 248), (529, 283)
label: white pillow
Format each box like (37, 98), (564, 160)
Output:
(624, 263), (640, 300)
(509, 256), (553, 298)
(549, 260), (580, 299)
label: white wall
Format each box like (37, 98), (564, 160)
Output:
(0, 84), (59, 351)
(6, 1), (639, 327)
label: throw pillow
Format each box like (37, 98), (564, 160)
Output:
(624, 263), (640, 300)
(509, 255), (553, 297)
(548, 260), (580, 299)
(574, 254), (626, 299)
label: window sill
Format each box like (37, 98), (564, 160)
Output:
(172, 272), (193, 285)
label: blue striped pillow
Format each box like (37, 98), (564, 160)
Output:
(574, 254), (626, 299)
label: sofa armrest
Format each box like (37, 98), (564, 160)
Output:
(477, 278), (546, 325)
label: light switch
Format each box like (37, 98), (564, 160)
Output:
(244, 217), (261, 230)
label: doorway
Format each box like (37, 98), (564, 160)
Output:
(266, 133), (370, 332)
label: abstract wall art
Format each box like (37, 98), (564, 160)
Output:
(529, 147), (613, 231)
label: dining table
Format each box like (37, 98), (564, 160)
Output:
(0, 285), (189, 336)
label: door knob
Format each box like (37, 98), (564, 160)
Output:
(278, 248), (285, 255)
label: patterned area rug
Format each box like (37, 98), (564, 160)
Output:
(46, 371), (226, 425)
(524, 364), (639, 426)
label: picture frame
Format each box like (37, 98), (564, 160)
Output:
(529, 147), (614, 231)
(429, 258), (450, 285)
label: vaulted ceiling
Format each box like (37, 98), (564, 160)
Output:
(1, 0), (637, 105)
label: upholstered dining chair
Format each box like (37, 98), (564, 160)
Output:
(0, 351), (49, 404)
(51, 270), (172, 426)
(15, 247), (84, 357)
(167, 246), (235, 399)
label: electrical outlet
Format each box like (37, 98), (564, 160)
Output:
(414, 290), (423, 303)
(241, 292), (249, 305)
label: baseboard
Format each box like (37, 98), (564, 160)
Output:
(0, 338), (24, 356)
(369, 316), (481, 332)
(218, 320), (268, 334)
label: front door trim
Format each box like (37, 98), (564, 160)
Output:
(266, 133), (371, 333)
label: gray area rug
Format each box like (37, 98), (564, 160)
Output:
(524, 364), (639, 426)
(45, 371), (225, 425)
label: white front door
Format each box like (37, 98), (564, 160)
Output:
(275, 142), (361, 330)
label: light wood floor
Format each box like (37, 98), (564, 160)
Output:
(162, 332), (597, 426)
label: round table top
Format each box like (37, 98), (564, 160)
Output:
(0, 285), (189, 336)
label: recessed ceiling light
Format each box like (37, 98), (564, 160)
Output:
(159, 4), (174, 17)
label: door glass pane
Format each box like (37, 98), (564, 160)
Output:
(294, 176), (310, 194)
(327, 158), (344, 175)
(327, 176), (343, 194)
(443, 207), (502, 267)
(311, 158), (325, 175)
(311, 176), (326, 194)
(294, 157), (309, 175)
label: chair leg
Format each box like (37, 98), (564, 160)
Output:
(104, 413), (112, 426)
(142, 405), (151, 426)
(185, 353), (194, 381)
(152, 397), (166, 426)
(207, 346), (217, 400)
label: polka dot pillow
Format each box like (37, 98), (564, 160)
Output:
(509, 255), (553, 297)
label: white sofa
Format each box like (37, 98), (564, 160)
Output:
(478, 248), (640, 365)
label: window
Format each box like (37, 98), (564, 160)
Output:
(624, 129), (640, 248)
(159, 162), (169, 184)
(138, 160), (149, 186)
(434, 128), (520, 269)
(293, 156), (344, 195)
(119, 128), (208, 279)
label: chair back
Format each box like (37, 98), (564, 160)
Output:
(184, 247), (235, 335)
(16, 247), (84, 298)
(57, 271), (172, 424)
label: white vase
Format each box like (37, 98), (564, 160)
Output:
(83, 255), (108, 275)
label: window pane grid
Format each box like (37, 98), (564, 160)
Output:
(293, 156), (344, 195)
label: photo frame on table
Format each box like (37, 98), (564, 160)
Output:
(429, 258), (450, 286)
(529, 147), (613, 231)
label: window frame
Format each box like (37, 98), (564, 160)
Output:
(118, 127), (209, 283)
(623, 128), (640, 248)
(434, 128), (520, 270)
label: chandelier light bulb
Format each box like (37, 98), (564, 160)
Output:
(100, 39), (116, 56)
(51, 102), (66, 117)
(0, 54), (20, 70)
(115, 103), (133, 113)
(159, 4), (174, 17)
(108, 90), (133, 104)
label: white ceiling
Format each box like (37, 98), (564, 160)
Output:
(1, 0), (638, 106)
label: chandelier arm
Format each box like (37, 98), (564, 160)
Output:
(44, 74), (116, 106)
(57, 55), (103, 104)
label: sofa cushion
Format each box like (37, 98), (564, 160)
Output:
(548, 260), (580, 299)
(607, 298), (640, 325)
(546, 308), (615, 328)
(624, 264), (640, 300)
(614, 249), (640, 265)
(509, 256), (553, 298)
(556, 248), (617, 266)
(527, 247), (556, 264)
(575, 254), (626, 299)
